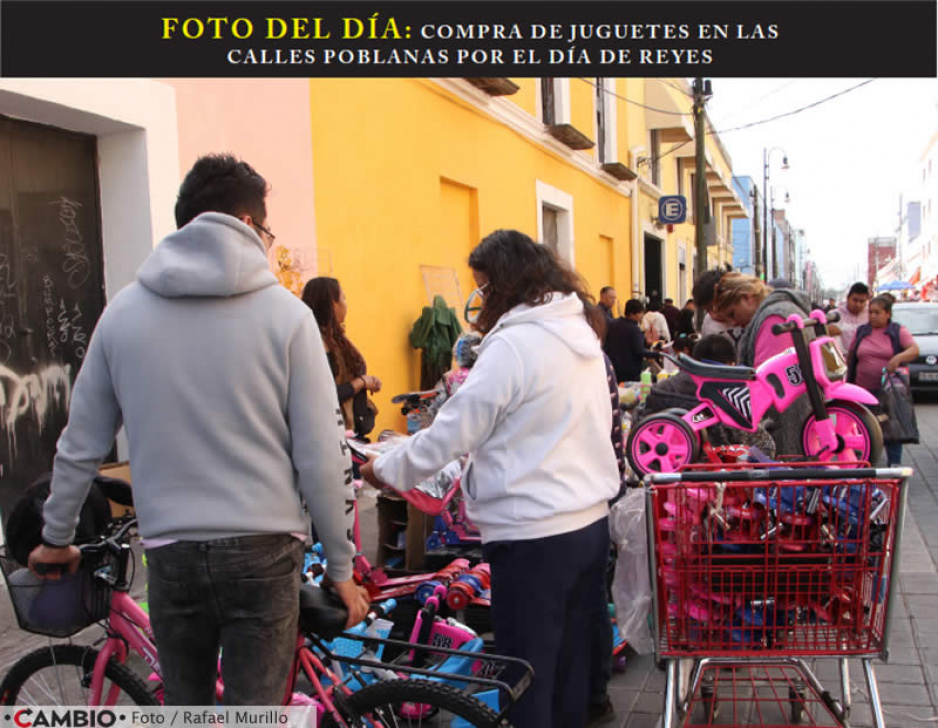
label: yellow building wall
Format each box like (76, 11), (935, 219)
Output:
(308, 78), (631, 433)
(569, 78), (596, 152)
(510, 78), (538, 118)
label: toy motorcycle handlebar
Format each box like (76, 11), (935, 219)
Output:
(771, 309), (840, 336)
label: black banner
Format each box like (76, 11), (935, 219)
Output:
(1, 1), (936, 78)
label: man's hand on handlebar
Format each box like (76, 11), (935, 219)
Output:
(326, 577), (371, 628)
(28, 543), (81, 580)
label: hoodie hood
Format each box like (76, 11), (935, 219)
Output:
(137, 212), (278, 298)
(762, 287), (812, 313)
(482, 292), (602, 358)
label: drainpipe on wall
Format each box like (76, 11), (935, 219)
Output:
(630, 149), (642, 299)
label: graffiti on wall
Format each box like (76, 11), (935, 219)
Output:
(0, 363), (72, 456)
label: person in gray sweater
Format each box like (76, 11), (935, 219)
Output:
(29, 154), (369, 705)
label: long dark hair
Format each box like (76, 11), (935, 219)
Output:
(467, 229), (604, 338)
(301, 277), (366, 379)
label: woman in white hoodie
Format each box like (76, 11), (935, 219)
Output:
(361, 230), (620, 728)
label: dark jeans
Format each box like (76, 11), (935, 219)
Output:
(146, 534), (304, 706)
(483, 517), (610, 728)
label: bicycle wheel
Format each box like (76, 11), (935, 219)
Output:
(0, 644), (158, 706)
(323, 679), (507, 727)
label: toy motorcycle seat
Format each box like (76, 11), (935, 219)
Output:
(677, 354), (756, 381)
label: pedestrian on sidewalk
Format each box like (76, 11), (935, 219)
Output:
(847, 295), (920, 466)
(676, 299), (697, 336)
(661, 297), (681, 338)
(598, 285), (618, 323)
(361, 229), (620, 728)
(641, 298), (671, 345)
(830, 282), (870, 355)
(604, 299), (655, 383)
(699, 271), (813, 455)
(29, 153), (369, 705)
(303, 277), (383, 440)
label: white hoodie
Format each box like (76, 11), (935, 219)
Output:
(375, 293), (620, 543)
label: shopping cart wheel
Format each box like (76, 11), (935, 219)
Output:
(789, 685), (808, 724)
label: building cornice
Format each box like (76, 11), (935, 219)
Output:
(427, 78), (632, 197)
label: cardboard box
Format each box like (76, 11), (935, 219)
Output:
(98, 461), (134, 518)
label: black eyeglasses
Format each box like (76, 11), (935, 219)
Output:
(253, 222), (276, 244)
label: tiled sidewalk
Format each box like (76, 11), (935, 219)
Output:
(605, 400), (938, 728)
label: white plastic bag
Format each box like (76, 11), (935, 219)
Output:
(609, 487), (655, 655)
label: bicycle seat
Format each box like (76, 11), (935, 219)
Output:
(298, 583), (349, 640)
(676, 354), (756, 381)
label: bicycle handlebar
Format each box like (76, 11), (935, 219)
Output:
(32, 517), (138, 577)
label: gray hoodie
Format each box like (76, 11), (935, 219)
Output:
(43, 213), (355, 581)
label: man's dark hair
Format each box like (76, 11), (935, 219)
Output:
(692, 268), (725, 310)
(693, 334), (736, 365)
(647, 299), (662, 312)
(600, 286), (615, 296)
(175, 153), (269, 229)
(685, 299), (694, 307)
(848, 282), (870, 298)
(624, 299), (645, 317)
(467, 229), (598, 336)
(664, 298), (674, 305)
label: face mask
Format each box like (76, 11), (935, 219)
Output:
(464, 282), (489, 324)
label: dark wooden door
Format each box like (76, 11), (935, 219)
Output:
(0, 116), (106, 524)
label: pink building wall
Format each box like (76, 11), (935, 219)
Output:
(162, 79), (318, 282)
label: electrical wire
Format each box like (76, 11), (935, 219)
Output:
(574, 77), (876, 171)
(576, 77), (688, 115)
(662, 78), (694, 98)
(641, 79), (877, 166)
(714, 79), (876, 135)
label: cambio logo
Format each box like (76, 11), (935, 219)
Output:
(13, 710), (117, 727)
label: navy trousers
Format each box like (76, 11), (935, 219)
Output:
(484, 517), (610, 728)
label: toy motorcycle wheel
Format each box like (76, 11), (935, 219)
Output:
(801, 399), (883, 465)
(626, 412), (701, 477)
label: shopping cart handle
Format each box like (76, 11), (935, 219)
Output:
(645, 467), (912, 485)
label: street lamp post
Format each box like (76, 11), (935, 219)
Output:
(763, 147), (789, 281)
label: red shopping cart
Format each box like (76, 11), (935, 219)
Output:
(646, 463), (910, 728)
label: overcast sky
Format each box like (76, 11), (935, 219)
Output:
(706, 78), (938, 293)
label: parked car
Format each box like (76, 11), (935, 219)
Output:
(891, 302), (938, 392)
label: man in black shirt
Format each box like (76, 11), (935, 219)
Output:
(603, 298), (651, 383)
(662, 297), (681, 338)
(677, 299), (696, 336)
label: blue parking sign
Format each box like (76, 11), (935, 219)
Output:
(659, 196), (687, 224)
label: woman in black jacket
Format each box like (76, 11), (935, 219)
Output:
(302, 277), (381, 438)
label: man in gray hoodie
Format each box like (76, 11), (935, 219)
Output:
(28, 154), (369, 705)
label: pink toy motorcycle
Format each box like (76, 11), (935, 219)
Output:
(626, 310), (883, 477)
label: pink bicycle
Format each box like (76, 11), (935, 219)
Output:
(0, 517), (532, 726)
(626, 310), (883, 477)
